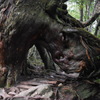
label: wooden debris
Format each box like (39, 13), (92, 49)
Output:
(17, 85), (34, 90)
(20, 81), (42, 86)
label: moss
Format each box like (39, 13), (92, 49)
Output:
(94, 79), (100, 84)
(0, 75), (6, 87)
(77, 83), (97, 99)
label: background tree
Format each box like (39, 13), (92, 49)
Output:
(67, 0), (100, 35)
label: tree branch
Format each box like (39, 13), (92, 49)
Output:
(82, 12), (100, 27)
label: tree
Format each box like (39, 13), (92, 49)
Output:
(0, 0), (100, 88)
(67, 0), (100, 34)
(94, 0), (100, 36)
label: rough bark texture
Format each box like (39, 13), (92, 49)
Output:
(0, 0), (100, 88)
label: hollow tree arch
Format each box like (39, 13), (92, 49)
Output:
(0, 0), (100, 87)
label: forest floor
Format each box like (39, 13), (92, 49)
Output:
(0, 66), (100, 100)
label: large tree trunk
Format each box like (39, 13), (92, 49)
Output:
(0, 0), (100, 87)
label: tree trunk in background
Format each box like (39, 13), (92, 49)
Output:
(87, 0), (92, 19)
(86, 0), (92, 32)
(94, 0), (100, 36)
(0, 0), (99, 88)
(93, 0), (100, 14)
(94, 20), (100, 35)
(80, 0), (84, 21)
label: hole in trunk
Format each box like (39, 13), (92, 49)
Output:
(27, 45), (44, 70)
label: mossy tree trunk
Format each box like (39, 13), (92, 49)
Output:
(0, 0), (100, 87)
